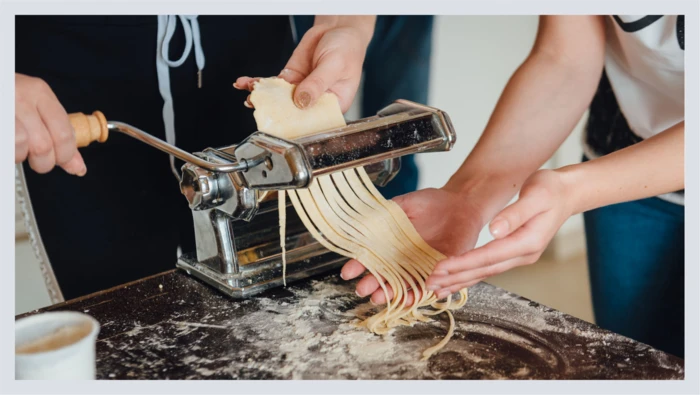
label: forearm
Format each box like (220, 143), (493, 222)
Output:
(313, 15), (376, 44)
(560, 122), (684, 215)
(444, 52), (603, 224)
(444, 16), (606, 226)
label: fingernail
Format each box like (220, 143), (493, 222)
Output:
(427, 284), (440, 291)
(296, 91), (311, 109)
(340, 272), (347, 280)
(77, 166), (87, 177)
(279, 68), (290, 76)
(432, 269), (448, 276)
(355, 290), (362, 298)
(233, 82), (241, 89)
(369, 298), (378, 306)
(243, 100), (253, 109)
(435, 290), (449, 299)
(490, 218), (509, 237)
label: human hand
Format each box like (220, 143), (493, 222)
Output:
(234, 16), (375, 113)
(341, 187), (485, 305)
(15, 73), (86, 175)
(426, 169), (574, 299)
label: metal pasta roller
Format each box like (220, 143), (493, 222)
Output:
(68, 100), (456, 297)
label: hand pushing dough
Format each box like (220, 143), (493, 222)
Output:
(249, 77), (467, 360)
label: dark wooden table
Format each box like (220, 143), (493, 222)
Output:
(17, 270), (684, 380)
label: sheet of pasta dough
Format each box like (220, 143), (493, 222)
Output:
(251, 78), (347, 138)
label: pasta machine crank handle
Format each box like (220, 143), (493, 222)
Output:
(67, 111), (264, 173)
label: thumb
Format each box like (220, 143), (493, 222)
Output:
(489, 189), (549, 239)
(391, 193), (411, 210)
(390, 192), (420, 220)
(293, 56), (343, 110)
(60, 151), (87, 177)
(279, 24), (327, 86)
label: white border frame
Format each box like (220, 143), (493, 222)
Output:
(2, 1), (697, 394)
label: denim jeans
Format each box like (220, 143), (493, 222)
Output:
(583, 172), (685, 357)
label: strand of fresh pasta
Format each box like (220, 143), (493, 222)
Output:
(315, 176), (427, 327)
(352, 168), (469, 313)
(323, 173), (435, 325)
(279, 190), (287, 286)
(298, 185), (407, 323)
(287, 188), (396, 320)
(298, 182), (414, 333)
(329, 171), (440, 325)
(318, 176), (426, 302)
(288, 172), (465, 357)
(345, 168), (467, 358)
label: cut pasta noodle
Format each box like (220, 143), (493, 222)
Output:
(249, 77), (467, 360)
(279, 190), (287, 286)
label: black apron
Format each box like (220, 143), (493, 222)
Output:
(16, 16), (295, 299)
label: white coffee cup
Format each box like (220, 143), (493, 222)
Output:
(15, 311), (100, 380)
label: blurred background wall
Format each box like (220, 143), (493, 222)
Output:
(16, 16), (593, 322)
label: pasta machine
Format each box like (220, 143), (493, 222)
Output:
(70, 100), (456, 297)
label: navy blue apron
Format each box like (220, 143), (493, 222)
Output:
(16, 16), (295, 299)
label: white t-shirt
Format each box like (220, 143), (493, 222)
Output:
(584, 15), (685, 205)
(605, 15), (684, 139)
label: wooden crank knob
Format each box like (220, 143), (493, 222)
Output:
(69, 111), (109, 148)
